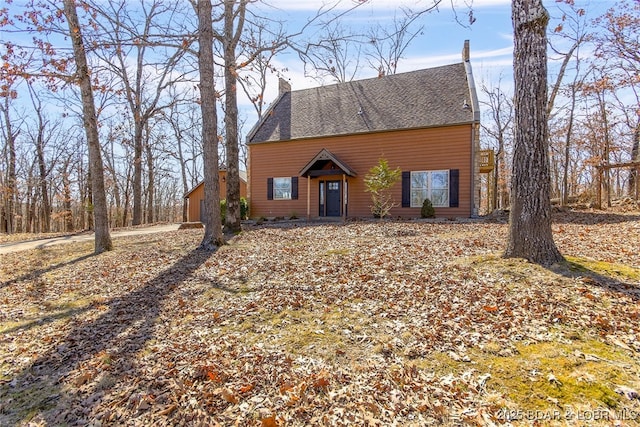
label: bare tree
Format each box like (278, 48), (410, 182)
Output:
(480, 78), (513, 211)
(366, 7), (432, 76)
(299, 21), (364, 83)
(195, 0), (224, 250)
(235, 23), (283, 118)
(89, 0), (189, 226)
(160, 89), (202, 222)
(0, 94), (20, 234)
(58, 149), (76, 232)
(218, 0), (247, 233)
(594, 0), (640, 198)
(63, 0), (112, 253)
(25, 84), (55, 232)
(504, 0), (563, 265)
(631, 121), (640, 197)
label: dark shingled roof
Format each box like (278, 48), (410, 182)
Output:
(247, 62), (475, 144)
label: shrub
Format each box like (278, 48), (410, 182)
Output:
(364, 158), (401, 219)
(421, 198), (435, 218)
(221, 197), (249, 222)
(220, 199), (227, 223)
(240, 197), (248, 220)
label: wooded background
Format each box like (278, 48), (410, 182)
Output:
(1, 0), (638, 235)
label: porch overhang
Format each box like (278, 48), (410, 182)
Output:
(299, 148), (357, 178)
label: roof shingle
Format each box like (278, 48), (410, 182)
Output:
(248, 62), (475, 144)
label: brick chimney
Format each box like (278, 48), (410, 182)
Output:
(279, 77), (291, 95)
(462, 39), (470, 62)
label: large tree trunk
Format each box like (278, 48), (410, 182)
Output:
(222, 0), (245, 234)
(504, 0), (563, 265)
(197, 0), (224, 250)
(64, 0), (112, 253)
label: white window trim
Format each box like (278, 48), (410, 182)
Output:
(410, 170), (449, 208)
(273, 177), (292, 200)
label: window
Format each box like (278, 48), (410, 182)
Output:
(410, 170), (449, 207)
(273, 177), (291, 200)
(267, 177), (298, 200)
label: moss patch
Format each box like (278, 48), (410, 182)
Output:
(324, 248), (350, 256)
(565, 256), (640, 281)
(412, 338), (636, 412)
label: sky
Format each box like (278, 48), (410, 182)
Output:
(238, 0), (619, 130)
(1, 0), (622, 140)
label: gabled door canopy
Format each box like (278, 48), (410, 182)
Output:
(299, 148), (357, 178)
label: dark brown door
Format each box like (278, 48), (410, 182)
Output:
(326, 180), (341, 216)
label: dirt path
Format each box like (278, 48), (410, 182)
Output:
(0, 224), (181, 255)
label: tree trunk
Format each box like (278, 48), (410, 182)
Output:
(629, 118), (639, 198)
(123, 170), (131, 227)
(492, 139), (503, 210)
(64, 0), (112, 253)
(35, 127), (51, 233)
(504, 0), (563, 265)
(562, 83), (577, 206)
(146, 124), (154, 224)
(132, 122), (144, 225)
(174, 122), (189, 223)
(25, 169), (35, 233)
(197, 0), (224, 250)
(1, 97), (17, 234)
(222, 0), (245, 234)
(77, 160), (86, 230)
(598, 92), (613, 206)
(61, 158), (74, 232)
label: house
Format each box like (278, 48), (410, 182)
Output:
(184, 169), (247, 222)
(246, 41), (481, 220)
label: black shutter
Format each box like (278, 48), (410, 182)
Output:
(267, 177), (274, 200)
(291, 177), (299, 200)
(401, 171), (410, 207)
(449, 169), (459, 208)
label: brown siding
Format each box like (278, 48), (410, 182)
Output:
(248, 125), (474, 219)
(186, 171), (248, 222)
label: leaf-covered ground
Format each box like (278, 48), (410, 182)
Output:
(1, 210), (639, 426)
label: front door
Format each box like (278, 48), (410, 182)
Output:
(326, 180), (341, 216)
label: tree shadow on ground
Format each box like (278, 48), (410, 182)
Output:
(0, 252), (95, 290)
(0, 247), (219, 425)
(551, 210), (640, 225)
(547, 260), (640, 302)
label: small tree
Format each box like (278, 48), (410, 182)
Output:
(364, 158), (401, 218)
(421, 198), (435, 218)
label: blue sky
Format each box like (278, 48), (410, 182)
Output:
(242, 0), (619, 125)
(1, 0), (622, 137)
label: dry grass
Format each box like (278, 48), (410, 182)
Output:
(1, 211), (639, 426)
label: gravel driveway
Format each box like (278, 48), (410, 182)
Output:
(0, 224), (181, 255)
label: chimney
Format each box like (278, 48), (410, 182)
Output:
(462, 40), (470, 62)
(279, 77), (291, 95)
